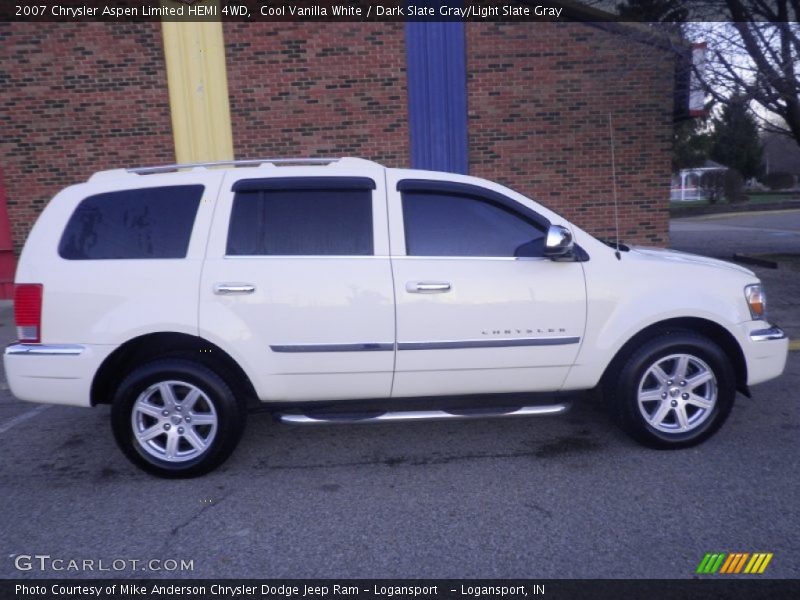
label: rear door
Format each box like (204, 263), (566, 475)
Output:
(199, 164), (395, 402)
(386, 171), (587, 398)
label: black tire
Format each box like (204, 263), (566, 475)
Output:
(607, 332), (735, 449)
(111, 359), (246, 478)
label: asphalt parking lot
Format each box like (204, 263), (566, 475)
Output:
(1, 210), (798, 580)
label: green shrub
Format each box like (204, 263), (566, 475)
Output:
(760, 172), (796, 190)
(699, 171), (725, 204)
(724, 170), (748, 203)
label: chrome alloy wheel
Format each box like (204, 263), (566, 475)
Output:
(131, 380), (218, 463)
(637, 353), (718, 434)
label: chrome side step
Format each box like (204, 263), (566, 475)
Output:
(277, 403), (570, 425)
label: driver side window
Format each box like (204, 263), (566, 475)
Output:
(401, 190), (546, 257)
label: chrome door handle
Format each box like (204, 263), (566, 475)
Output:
(407, 281), (451, 293)
(214, 283), (256, 295)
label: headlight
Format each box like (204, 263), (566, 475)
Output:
(745, 284), (766, 320)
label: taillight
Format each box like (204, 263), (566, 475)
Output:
(14, 284), (43, 343)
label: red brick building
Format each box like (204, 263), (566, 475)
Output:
(1, 20), (678, 262)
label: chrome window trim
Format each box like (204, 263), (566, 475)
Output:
(749, 327), (786, 342)
(224, 255), (390, 260)
(222, 255), (547, 261)
(5, 344), (85, 356)
(393, 256), (548, 262)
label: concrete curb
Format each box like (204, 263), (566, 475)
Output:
(672, 208), (800, 222)
(670, 200), (800, 219)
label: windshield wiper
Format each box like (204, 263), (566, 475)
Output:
(598, 238), (630, 252)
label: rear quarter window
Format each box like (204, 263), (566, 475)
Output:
(58, 185), (204, 260)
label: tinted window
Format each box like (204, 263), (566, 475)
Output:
(402, 191), (546, 257)
(227, 188), (373, 256)
(59, 185), (203, 260)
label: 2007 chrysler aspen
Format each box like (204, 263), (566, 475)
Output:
(4, 158), (788, 477)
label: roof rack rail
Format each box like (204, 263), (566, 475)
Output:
(127, 157), (342, 175)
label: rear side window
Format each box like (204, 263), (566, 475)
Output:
(227, 182), (374, 256)
(59, 185), (203, 260)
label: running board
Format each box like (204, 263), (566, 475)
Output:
(277, 403), (570, 425)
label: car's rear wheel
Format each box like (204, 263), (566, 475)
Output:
(608, 332), (735, 448)
(111, 359), (246, 478)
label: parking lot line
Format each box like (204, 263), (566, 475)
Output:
(790, 340), (800, 352)
(0, 404), (50, 434)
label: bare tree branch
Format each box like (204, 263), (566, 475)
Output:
(689, 2), (800, 146)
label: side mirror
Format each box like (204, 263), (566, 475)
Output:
(544, 224), (574, 259)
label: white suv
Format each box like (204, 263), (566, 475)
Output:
(4, 158), (788, 477)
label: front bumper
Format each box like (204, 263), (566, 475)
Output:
(748, 326), (787, 342)
(741, 324), (789, 386)
(3, 343), (114, 407)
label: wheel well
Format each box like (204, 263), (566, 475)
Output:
(91, 333), (260, 408)
(601, 317), (749, 396)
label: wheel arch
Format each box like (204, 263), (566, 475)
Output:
(600, 317), (749, 397)
(91, 332), (260, 408)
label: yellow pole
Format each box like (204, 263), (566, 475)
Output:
(161, 1), (234, 163)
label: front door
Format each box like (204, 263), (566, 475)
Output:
(386, 173), (587, 398)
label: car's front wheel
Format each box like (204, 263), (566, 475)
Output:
(608, 332), (736, 448)
(111, 359), (246, 477)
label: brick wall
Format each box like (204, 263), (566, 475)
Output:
(467, 22), (674, 245)
(1, 22), (674, 252)
(0, 23), (173, 252)
(224, 23), (409, 167)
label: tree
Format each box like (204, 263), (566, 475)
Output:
(616, 0), (706, 172)
(709, 93), (763, 179)
(673, 116), (712, 172)
(617, 0), (688, 23)
(610, 1), (800, 147)
(687, 1), (800, 147)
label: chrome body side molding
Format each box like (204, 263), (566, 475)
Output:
(270, 337), (580, 353)
(5, 344), (85, 356)
(270, 343), (394, 353)
(397, 337), (580, 350)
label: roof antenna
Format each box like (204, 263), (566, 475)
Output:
(608, 114), (622, 261)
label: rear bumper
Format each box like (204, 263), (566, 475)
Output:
(741, 324), (789, 386)
(5, 344), (85, 356)
(3, 343), (113, 407)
